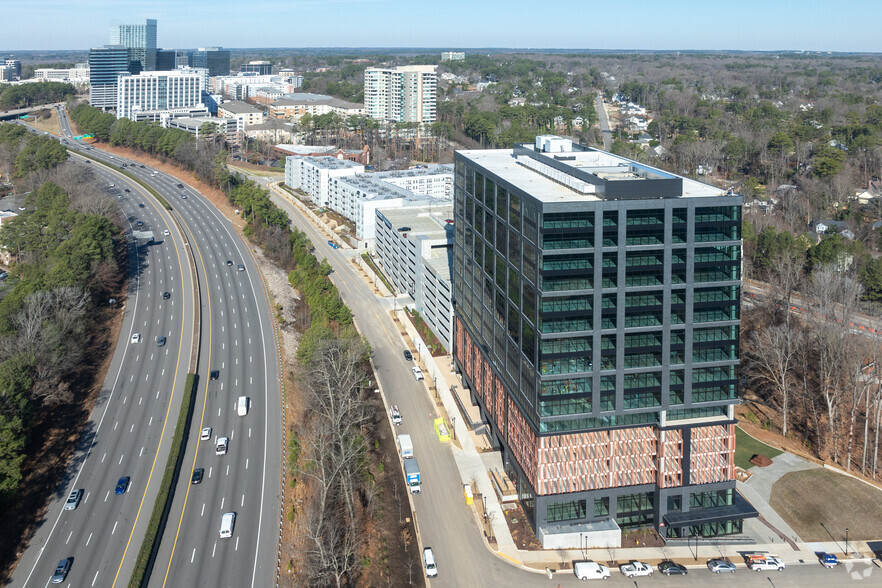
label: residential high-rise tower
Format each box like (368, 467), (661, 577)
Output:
(452, 136), (753, 547)
(364, 65), (437, 123)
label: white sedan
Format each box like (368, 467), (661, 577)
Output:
(200, 427), (212, 441)
(163, 229), (170, 236)
(130, 333), (141, 344)
(412, 366), (424, 381)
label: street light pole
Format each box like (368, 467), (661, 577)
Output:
(452, 416), (456, 440)
(846, 527), (849, 557)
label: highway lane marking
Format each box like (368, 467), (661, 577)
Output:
(226, 464), (229, 476)
(112, 169), (191, 588)
(221, 497), (225, 509)
(149, 416), (153, 425)
(119, 454), (124, 464)
(241, 494), (245, 507)
(246, 458), (249, 470)
(230, 429), (234, 440)
(86, 532), (93, 546)
(130, 424), (134, 433)
(208, 467), (212, 478)
(218, 407), (221, 417)
(138, 396), (142, 406)
(102, 453), (106, 463)
(123, 396), (127, 404)
(112, 520), (118, 535)
(248, 428), (251, 437)
(139, 447), (144, 457)
(201, 503), (205, 517)
(113, 421), (118, 431)
(84, 492), (90, 504)
(235, 537), (239, 551)
(65, 531), (72, 544)
(92, 570), (99, 587)
(212, 542), (216, 558)
(104, 491), (109, 502)
(156, 390), (160, 399)
(191, 548), (196, 563)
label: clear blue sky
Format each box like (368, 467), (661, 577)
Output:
(3, 0), (880, 52)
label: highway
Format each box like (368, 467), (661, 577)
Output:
(9, 107), (281, 587)
(8, 133), (195, 587)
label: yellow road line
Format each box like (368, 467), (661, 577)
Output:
(161, 224), (213, 585)
(111, 178), (188, 587)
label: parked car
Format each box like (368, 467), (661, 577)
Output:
(423, 547), (438, 578)
(403, 349), (413, 361)
(707, 559), (737, 573)
(64, 489), (83, 511)
(658, 561), (688, 575)
(200, 427), (212, 441)
(620, 560), (653, 578)
(412, 366), (424, 381)
(115, 476), (130, 495)
(50, 558), (72, 584)
(191, 468), (204, 484)
(818, 552), (840, 568)
(574, 561), (610, 580)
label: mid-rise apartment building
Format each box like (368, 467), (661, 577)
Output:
(88, 45), (131, 109)
(375, 166), (453, 199)
(285, 156), (363, 207)
(109, 18), (157, 73)
(217, 100), (265, 126)
(452, 136), (752, 547)
(375, 205), (455, 350)
(364, 65), (437, 123)
(116, 70), (204, 120)
(269, 94), (365, 121)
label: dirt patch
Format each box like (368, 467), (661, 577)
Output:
(27, 109), (60, 135)
(503, 502), (543, 551)
(770, 468), (882, 541)
(0, 243), (128, 583)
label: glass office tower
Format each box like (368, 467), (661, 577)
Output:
(452, 136), (755, 544)
(110, 18), (157, 73)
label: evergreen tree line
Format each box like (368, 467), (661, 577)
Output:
(0, 82), (76, 110)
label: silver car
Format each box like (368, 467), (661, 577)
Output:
(64, 489), (83, 511)
(707, 559), (737, 573)
(50, 558), (71, 584)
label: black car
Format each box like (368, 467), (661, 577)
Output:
(191, 468), (204, 484)
(403, 350), (413, 361)
(210, 370), (219, 381)
(125, 188), (130, 192)
(658, 561), (688, 575)
(140, 165), (145, 168)
(162, 291), (170, 300)
(177, 183), (184, 189)
(138, 203), (144, 208)
(226, 260), (233, 266)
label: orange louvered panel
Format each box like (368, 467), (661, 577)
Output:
(689, 424), (735, 485)
(657, 428), (684, 488)
(506, 397), (538, 488)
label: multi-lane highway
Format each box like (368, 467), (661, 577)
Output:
(8, 135), (195, 587)
(8, 107), (281, 587)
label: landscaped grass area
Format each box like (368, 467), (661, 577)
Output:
(735, 426), (783, 469)
(770, 468), (882, 541)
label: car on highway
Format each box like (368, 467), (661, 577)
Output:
(162, 291), (170, 299)
(163, 229), (170, 236)
(115, 476), (130, 495)
(138, 203), (144, 208)
(403, 349), (413, 361)
(191, 468), (204, 484)
(237, 264), (245, 272)
(412, 366), (424, 381)
(108, 183), (115, 187)
(180, 193), (187, 199)
(177, 183), (184, 189)
(131, 333), (141, 344)
(210, 370), (219, 381)
(50, 558), (71, 584)
(226, 260), (233, 266)
(124, 188), (130, 192)
(219, 512), (236, 538)
(707, 559), (737, 573)
(140, 165), (145, 168)
(64, 489), (83, 510)
(390, 405), (402, 425)
(156, 336), (166, 347)
(216, 437), (228, 455)
(136, 220), (143, 227)
(423, 547), (438, 578)
(658, 561), (688, 575)
(200, 427), (212, 441)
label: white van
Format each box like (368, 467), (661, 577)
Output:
(237, 396), (249, 416)
(423, 547), (437, 578)
(574, 560), (610, 580)
(219, 512), (236, 538)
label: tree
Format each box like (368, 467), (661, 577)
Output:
(748, 325), (802, 436)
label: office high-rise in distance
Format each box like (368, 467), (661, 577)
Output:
(110, 18), (157, 73)
(188, 47), (231, 77)
(88, 45), (130, 109)
(452, 136), (754, 547)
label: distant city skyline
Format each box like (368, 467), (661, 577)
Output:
(2, 0), (880, 53)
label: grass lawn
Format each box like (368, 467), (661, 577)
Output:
(735, 426), (783, 469)
(770, 468), (882, 541)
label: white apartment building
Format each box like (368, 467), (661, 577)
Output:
(374, 205), (454, 350)
(441, 52), (465, 61)
(217, 101), (265, 126)
(270, 94), (365, 121)
(117, 70), (203, 120)
(285, 156), (363, 207)
(364, 65), (437, 123)
(35, 66), (90, 83)
(375, 165), (454, 199)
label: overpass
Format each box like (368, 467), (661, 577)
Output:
(0, 102), (64, 121)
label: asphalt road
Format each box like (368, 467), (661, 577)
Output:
(595, 92), (612, 151)
(8, 131), (195, 587)
(10, 108), (281, 588)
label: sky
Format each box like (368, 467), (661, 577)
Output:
(2, 0), (880, 53)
